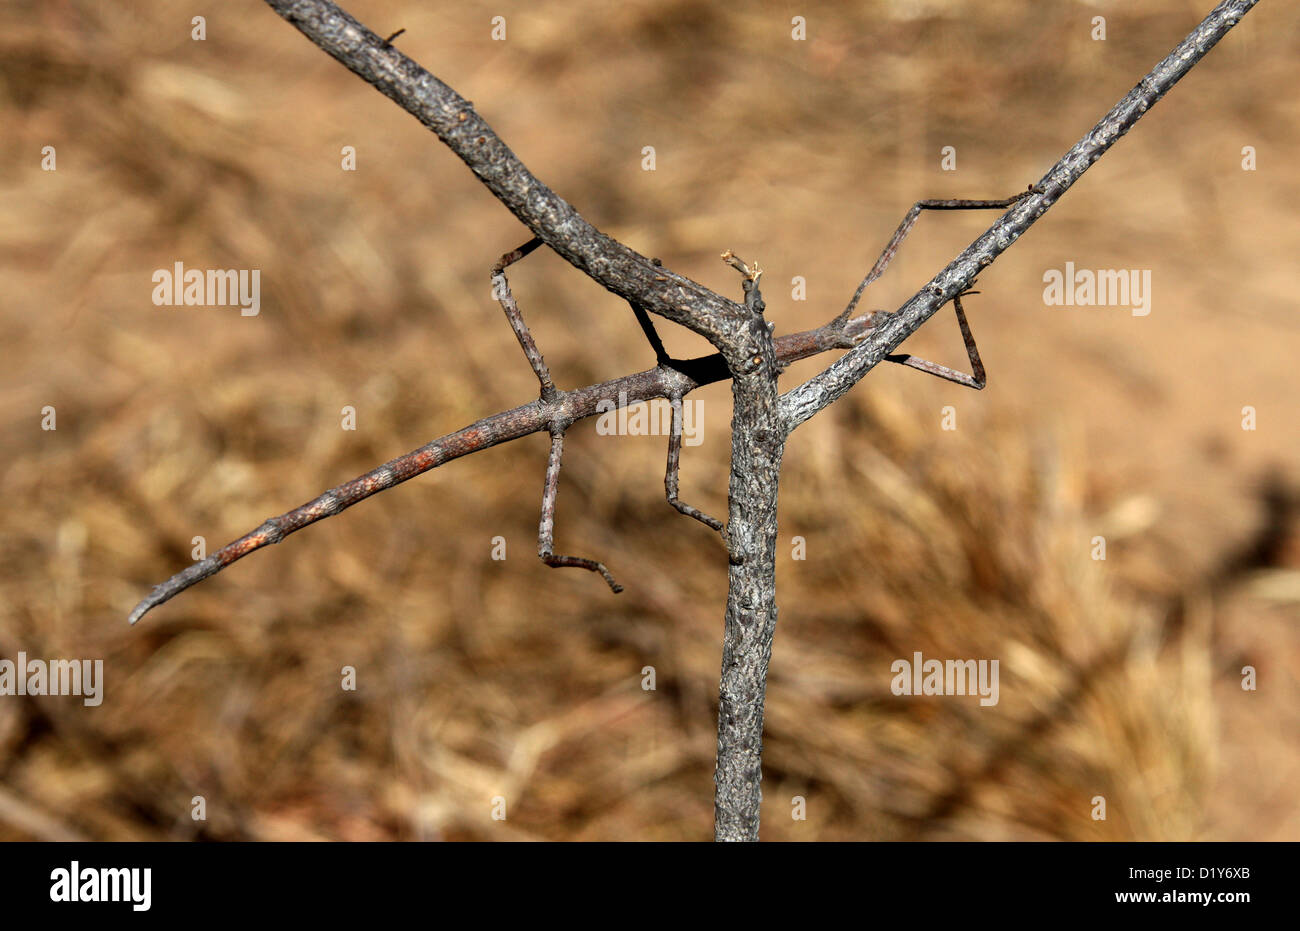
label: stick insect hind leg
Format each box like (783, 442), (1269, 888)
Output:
(846, 192), (1033, 390)
(887, 288), (986, 389)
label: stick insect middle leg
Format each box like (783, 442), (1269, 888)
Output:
(663, 394), (724, 532)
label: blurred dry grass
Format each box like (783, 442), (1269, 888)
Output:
(1, 0), (1297, 840)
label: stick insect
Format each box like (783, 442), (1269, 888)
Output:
(128, 192), (1028, 624)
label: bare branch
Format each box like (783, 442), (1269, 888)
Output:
(262, 0), (751, 360)
(714, 249), (785, 842)
(781, 0), (1260, 430)
(717, 0), (1258, 841)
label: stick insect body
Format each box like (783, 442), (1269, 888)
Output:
(129, 194), (1027, 624)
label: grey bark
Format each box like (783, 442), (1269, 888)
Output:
(715, 267), (786, 841)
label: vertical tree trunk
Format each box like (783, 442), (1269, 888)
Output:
(714, 280), (787, 842)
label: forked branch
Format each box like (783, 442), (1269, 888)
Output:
(130, 0), (1259, 845)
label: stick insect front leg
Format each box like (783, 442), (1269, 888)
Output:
(492, 237), (557, 401)
(493, 239), (623, 591)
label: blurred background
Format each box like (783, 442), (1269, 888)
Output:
(1, 0), (1296, 841)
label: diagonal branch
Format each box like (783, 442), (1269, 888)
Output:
(780, 0), (1259, 430)
(263, 0), (751, 362)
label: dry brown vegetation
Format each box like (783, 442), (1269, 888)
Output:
(1, 0), (1296, 841)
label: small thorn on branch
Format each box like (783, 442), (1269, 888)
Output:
(721, 251), (766, 323)
(720, 250), (761, 282)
